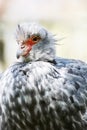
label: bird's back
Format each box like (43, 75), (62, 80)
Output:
(0, 58), (87, 130)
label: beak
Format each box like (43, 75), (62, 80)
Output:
(16, 43), (32, 59)
(16, 47), (23, 59)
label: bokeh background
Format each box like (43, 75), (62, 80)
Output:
(0, 0), (87, 71)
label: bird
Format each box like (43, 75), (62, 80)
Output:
(0, 22), (87, 130)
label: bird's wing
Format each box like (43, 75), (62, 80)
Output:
(0, 60), (87, 130)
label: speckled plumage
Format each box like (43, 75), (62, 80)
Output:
(0, 23), (87, 130)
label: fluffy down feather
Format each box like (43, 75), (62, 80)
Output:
(0, 58), (87, 130)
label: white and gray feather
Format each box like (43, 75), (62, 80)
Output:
(0, 23), (87, 130)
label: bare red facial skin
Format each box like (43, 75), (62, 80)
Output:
(22, 45), (32, 57)
(21, 38), (36, 57)
(25, 35), (41, 46)
(25, 38), (35, 46)
(17, 35), (41, 58)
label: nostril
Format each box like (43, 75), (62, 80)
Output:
(21, 45), (25, 49)
(19, 41), (25, 49)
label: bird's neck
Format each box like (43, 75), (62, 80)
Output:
(20, 47), (56, 63)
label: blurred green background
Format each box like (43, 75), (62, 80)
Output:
(0, 0), (87, 71)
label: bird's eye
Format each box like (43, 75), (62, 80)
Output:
(32, 36), (41, 42)
(32, 37), (38, 41)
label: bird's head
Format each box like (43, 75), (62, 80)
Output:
(15, 22), (56, 62)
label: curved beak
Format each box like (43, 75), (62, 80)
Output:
(16, 47), (23, 59)
(16, 44), (32, 59)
